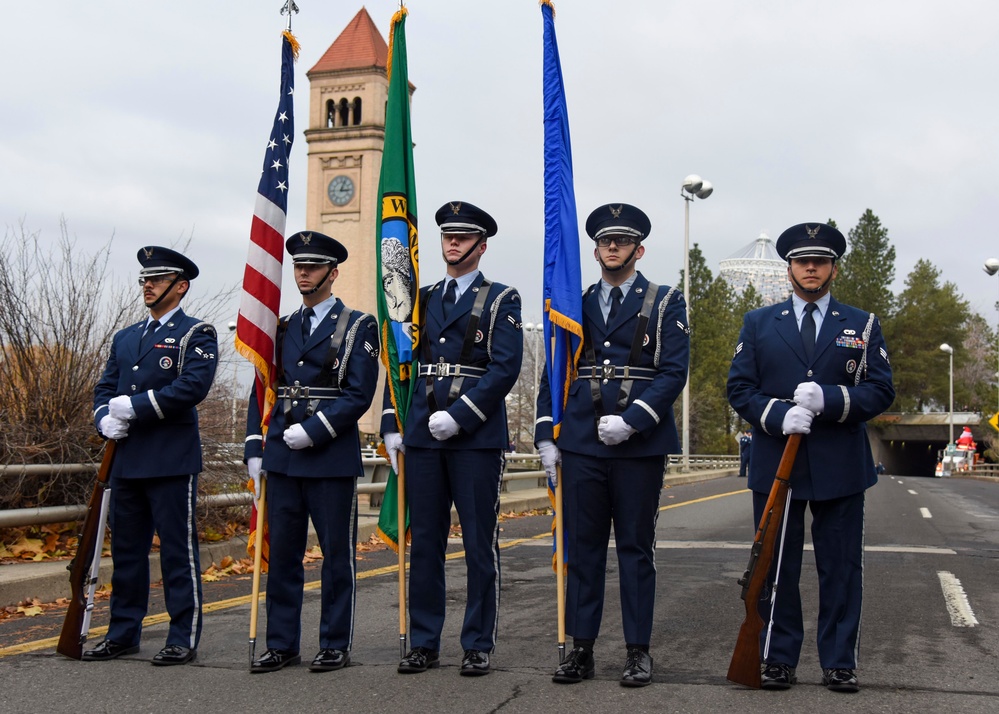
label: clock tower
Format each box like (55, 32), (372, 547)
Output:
(305, 8), (412, 435)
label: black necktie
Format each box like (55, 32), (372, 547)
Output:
(140, 319), (160, 352)
(801, 302), (817, 360)
(301, 307), (315, 342)
(607, 286), (623, 325)
(442, 280), (457, 318)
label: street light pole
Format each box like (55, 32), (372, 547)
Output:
(984, 258), (999, 416)
(522, 322), (543, 449)
(228, 321), (239, 442)
(680, 175), (713, 470)
(940, 343), (954, 445)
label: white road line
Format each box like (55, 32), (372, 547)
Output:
(907, 489), (918, 495)
(920, 507), (933, 518)
(503, 540), (957, 554)
(938, 571), (979, 627)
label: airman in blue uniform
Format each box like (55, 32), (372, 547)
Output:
(536, 203), (690, 688)
(727, 222), (895, 693)
(88, 246), (218, 666)
(245, 231), (379, 674)
(382, 201), (523, 677)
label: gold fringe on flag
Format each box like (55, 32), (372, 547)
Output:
(539, 0), (556, 18)
(282, 30), (300, 61)
(386, 7), (408, 80)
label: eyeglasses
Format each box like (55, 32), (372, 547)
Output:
(595, 235), (640, 247)
(138, 275), (175, 286)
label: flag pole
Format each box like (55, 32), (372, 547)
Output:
(248, 477), (267, 667)
(555, 465), (566, 663)
(397, 455), (408, 658)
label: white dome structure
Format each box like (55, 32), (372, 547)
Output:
(718, 232), (790, 306)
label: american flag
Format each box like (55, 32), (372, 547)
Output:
(235, 30), (298, 430)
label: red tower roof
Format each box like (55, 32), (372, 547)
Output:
(308, 7), (388, 74)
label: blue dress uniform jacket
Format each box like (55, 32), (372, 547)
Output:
(244, 299), (379, 654)
(727, 296), (895, 501)
(535, 273), (689, 456)
(727, 295), (894, 670)
(380, 274), (523, 448)
(534, 272), (689, 648)
(94, 311), (218, 479)
(380, 273), (522, 654)
(245, 299), (380, 478)
(92, 309), (218, 651)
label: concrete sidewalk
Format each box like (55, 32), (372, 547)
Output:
(0, 469), (734, 607)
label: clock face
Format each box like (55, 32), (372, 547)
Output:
(327, 175), (355, 207)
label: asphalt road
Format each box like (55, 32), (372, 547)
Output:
(1, 474), (997, 714)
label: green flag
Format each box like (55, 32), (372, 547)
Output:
(376, 7), (418, 551)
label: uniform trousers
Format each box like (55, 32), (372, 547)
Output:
(265, 473), (358, 653)
(561, 451), (664, 646)
(108, 474), (202, 649)
(753, 489), (866, 669)
(404, 446), (503, 653)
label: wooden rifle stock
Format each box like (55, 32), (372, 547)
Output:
(56, 441), (116, 660)
(726, 433), (800, 688)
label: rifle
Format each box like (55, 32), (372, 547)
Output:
(726, 433), (800, 688)
(57, 440), (116, 660)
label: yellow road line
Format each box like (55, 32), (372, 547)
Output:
(0, 490), (743, 658)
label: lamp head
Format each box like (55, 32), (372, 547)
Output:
(939, 343), (953, 355)
(984, 257), (999, 276)
(228, 321), (237, 332)
(682, 175), (703, 194)
(695, 180), (714, 199)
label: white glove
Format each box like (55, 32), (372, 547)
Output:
(428, 411), (460, 441)
(247, 457), (263, 503)
(782, 406), (815, 435)
(384, 432), (405, 472)
(108, 395), (136, 421)
(99, 415), (129, 440)
(793, 381), (824, 414)
(597, 415), (637, 446)
(537, 440), (561, 486)
(283, 423), (314, 450)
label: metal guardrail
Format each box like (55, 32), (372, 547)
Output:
(0, 454), (546, 529)
(0, 451), (737, 529)
(666, 454), (740, 472)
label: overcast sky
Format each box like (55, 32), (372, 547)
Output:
(4, 1), (998, 382)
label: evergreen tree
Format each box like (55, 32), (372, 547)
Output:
(835, 209), (896, 318)
(885, 259), (969, 411)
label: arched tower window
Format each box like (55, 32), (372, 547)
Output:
(351, 97), (362, 126)
(325, 99), (336, 128)
(338, 98), (350, 127)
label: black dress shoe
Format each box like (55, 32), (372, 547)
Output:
(620, 648), (653, 687)
(309, 649), (350, 672)
(398, 647), (440, 674)
(151, 644), (197, 666)
(822, 667), (859, 693)
(552, 647), (595, 684)
(82, 640), (140, 661)
(460, 649), (490, 676)
(761, 662), (797, 690)
(250, 648), (301, 673)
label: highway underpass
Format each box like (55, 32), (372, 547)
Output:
(870, 412), (987, 477)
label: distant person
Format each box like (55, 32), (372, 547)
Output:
(88, 246), (217, 666)
(535, 203), (689, 688)
(739, 429), (752, 477)
(876, 461), (886, 475)
(727, 222), (895, 694)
